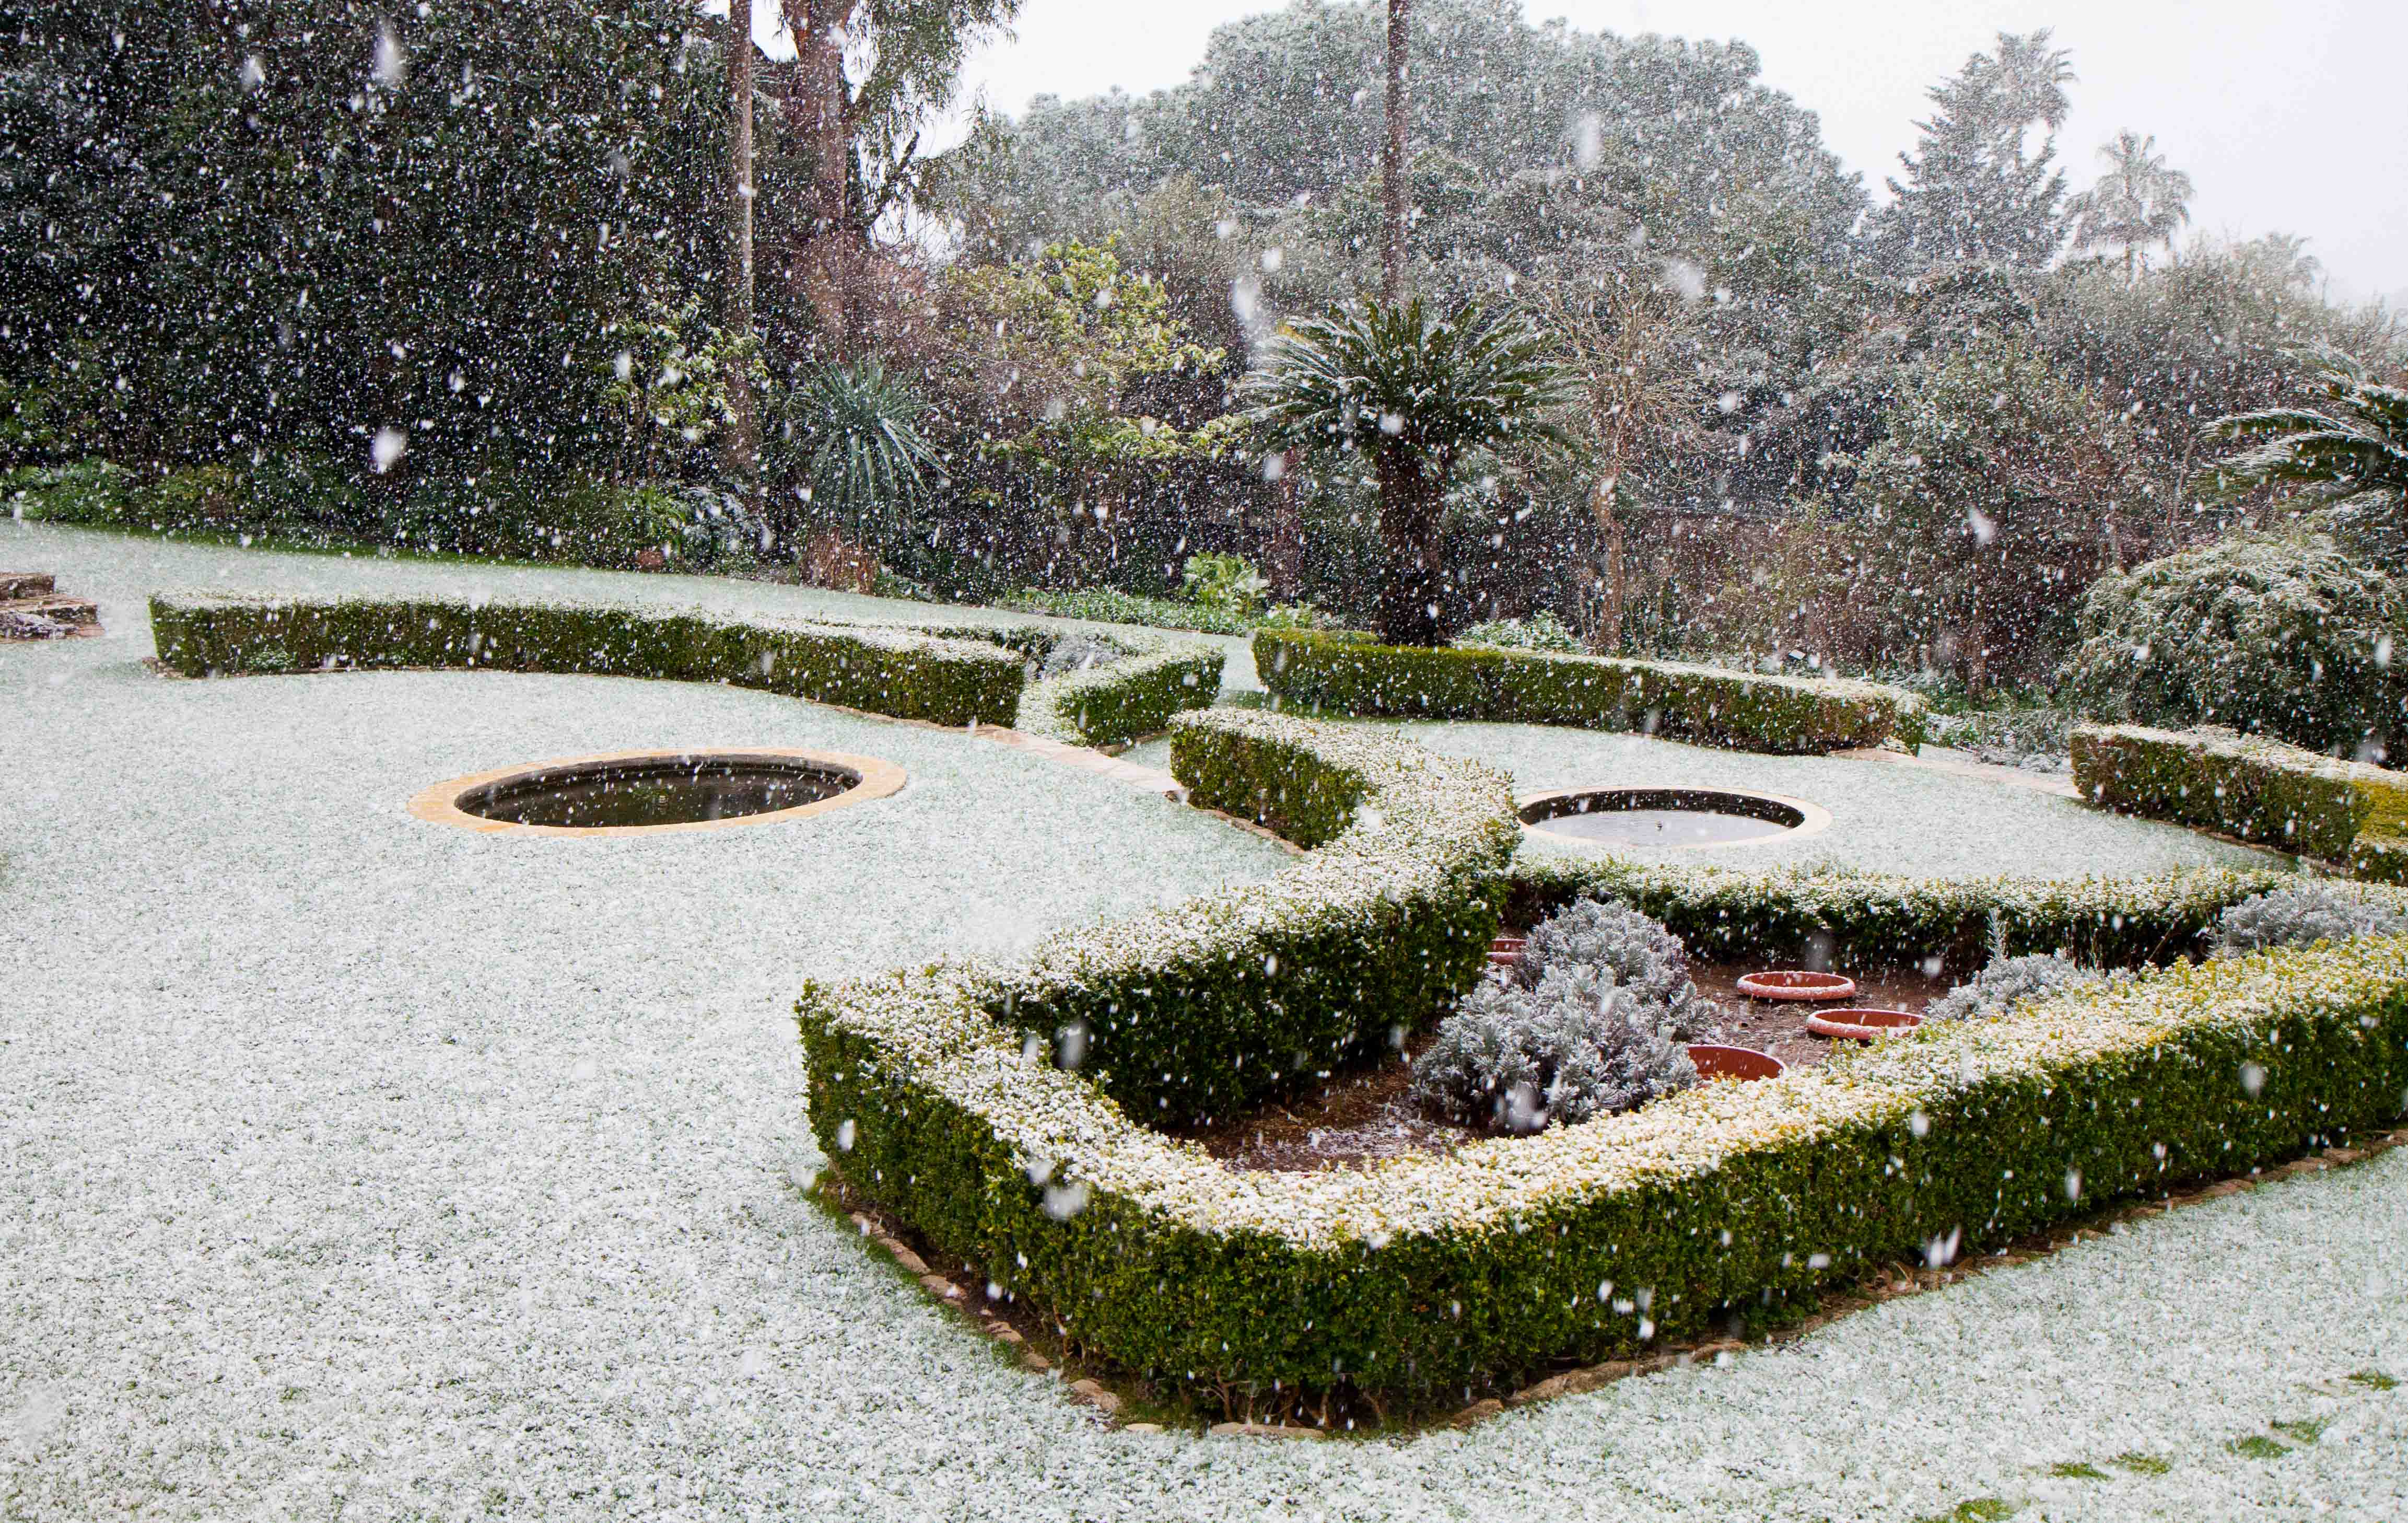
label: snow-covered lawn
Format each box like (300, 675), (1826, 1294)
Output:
(1140, 717), (2283, 880)
(4, 522), (2402, 1521)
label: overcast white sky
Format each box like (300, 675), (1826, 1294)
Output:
(736, 0), (2407, 304)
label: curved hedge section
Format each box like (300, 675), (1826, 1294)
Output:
(148, 591), (1221, 747)
(1510, 855), (2295, 980)
(800, 711), (2408, 1410)
(2071, 723), (2408, 883)
(1253, 628), (1926, 754)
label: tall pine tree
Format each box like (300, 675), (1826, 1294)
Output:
(1883, 30), (2075, 270)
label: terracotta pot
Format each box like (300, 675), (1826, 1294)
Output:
(1685, 1044), (1787, 1082)
(1734, 970), (1857, 1003)
(1804, 1008), (1923, 1042)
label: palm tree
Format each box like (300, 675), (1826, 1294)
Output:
(1240, 298), (1568, 646)
(2208, 348), (2408, 563)
(2067, 131), (2194, 280)
(775, 358), (947, 556)
(1382, 0), (1409, 300)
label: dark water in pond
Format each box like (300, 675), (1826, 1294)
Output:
(459, 758), (852, 829)
(1531, 807), (1788, 845)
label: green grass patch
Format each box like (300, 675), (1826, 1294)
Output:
(2047, 1461), (2110, 1480)
(2347, 1370), (2398, 1391)
(1914, 1500), (2016, 1523)
(2269, 1417), (2328, 1445)
(2228, 1434), (2289, 1460)
(2109, 1452), (2172, 1476)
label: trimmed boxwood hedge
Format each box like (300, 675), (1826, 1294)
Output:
(2071, 723), (2408, 883)
(1253, 628), (1927, 754)
(1014, 638), (1225, 750)
(148, 591), (1223, 747)
(990, 710), (1519, 1126)
(800, 710), (2408, 1410)
(1510, 855), (2295, 980)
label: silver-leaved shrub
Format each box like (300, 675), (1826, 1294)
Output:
(1410, 964), (1698, 1131)
(2213, 881), (2408, 956)
(1517, 896), (1723, 1041)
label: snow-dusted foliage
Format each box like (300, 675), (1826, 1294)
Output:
(1411, 964), (1698, 1130)
(2213, 881), (2408, 956)
(1516, 896), (1723, 1041)
(148, 589), (1222, 750)
(1924, 699), (2077, 772)
(1454, 611), (1584, 652)
(2061, 532), (2408, 757)
(1924, 952), (2103, 1022)
(1257, 629), (1927, 753)
(1032, 631), (1124, 680)
(2070, 722), (2408, 879)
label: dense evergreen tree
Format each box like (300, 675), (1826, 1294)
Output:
(1879, 30), (2074, 270)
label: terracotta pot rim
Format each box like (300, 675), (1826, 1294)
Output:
(1734, 970), (1860, 1003)
(1684, 1043), (1788, 1081)
(1804, 1007), (1924, 1041)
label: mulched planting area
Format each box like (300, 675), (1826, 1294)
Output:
(1179, 957), (1955, 1173)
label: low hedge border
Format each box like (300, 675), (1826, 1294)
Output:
(1011, 635), (1225, 750)
(990, 708), (1520, 1126)
(800, 715), (2408, 1411)
(1253, 628), (1927, 754)
(1509, 856), (2297, 979)
(2070, 723), (2408, 882)
(147, 592), (1223, 747)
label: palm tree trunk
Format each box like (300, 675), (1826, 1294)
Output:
(1381, 0), (1409, 303)
(1269, 448), (1304, 600)
(723, 0), (759, 517)
(1376, 448), (1441, 646)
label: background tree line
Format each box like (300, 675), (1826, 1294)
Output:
(4, 0), (2401, 700)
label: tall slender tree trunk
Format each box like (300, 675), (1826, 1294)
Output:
(1381, 0), (1408, 303)
(1603, 492), (1626, 655)
(1375, 448), (1442, 647)
(723, 0), (759, 518)
(783, 0), (856, 356)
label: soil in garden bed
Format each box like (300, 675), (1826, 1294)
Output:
(1177, 958), (1957, 1173)
(1691, 958), (1953, 1073)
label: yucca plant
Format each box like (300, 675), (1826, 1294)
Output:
(1240, 298), (1567, 645)
(2208, 350), (2408, 566)
(772, 358), (947, 555)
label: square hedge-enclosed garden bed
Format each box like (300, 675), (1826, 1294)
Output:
(798, 709), (2408, 1417)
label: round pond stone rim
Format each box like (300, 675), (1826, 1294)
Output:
(408, 747), (907, 838)
(1514, 784), (1833, 850)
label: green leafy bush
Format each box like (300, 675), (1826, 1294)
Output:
(1256, 629), (1927, 754)
(1179, 552), (1269, 618)
(1012, 634), (1224, 749)
(2061, 532), (2408, 757)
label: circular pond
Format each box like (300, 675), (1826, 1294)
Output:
(411, 748), (905, 836)
(1517, 785), (1830, 849)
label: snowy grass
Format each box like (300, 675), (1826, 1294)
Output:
(1128, 716), (2288, 881)
(3, 521), (2402, 1519)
